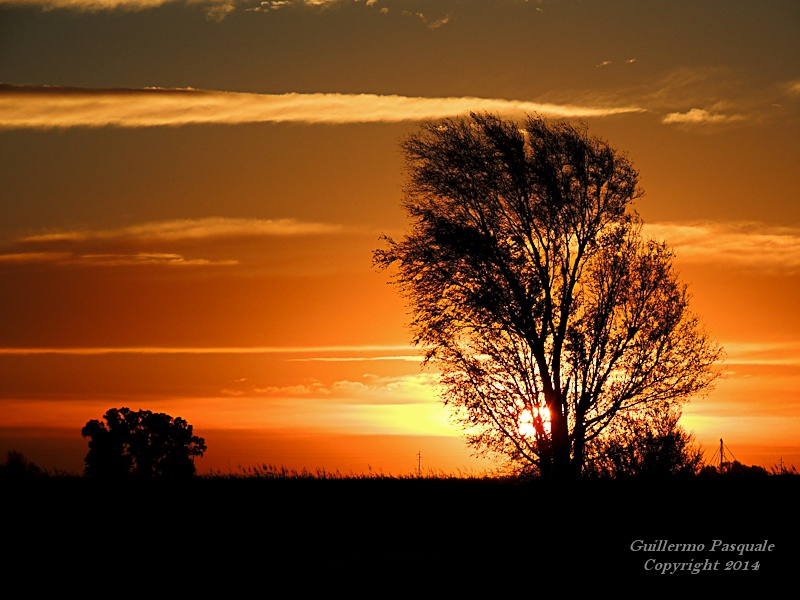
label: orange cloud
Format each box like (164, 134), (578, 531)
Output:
(0, 251), (238, 266)
(0, 0), (237, 19)
(722, 341), (800, 367)
(0, 85), (646, 130)
(0, 344), (419, 355)
(0, 252), (72, 263)
(245, 372), (439, 404)
(662, 108), (747, 125)
(80, 253), (238, 266)
(1, 0), (182, 6)
(288, 356), (422, 362)
(20, 217), (343, 243)
(644, 222), (800, 272)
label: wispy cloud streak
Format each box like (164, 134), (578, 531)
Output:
(722, 341), (800, 367)
(244, 372), (440, 405)
(1, 0), (177, 7)
(0, 85), (646, 130)
(288, 356), (422, 362)
(662, 108), (747, 125)
(0, 0), (349, 8)
(0, 251), (238, 266)
(0, 345), (421, 355)
(0, 0), (237, 18)
(644, 222), (800, 272)
(0, 252), (72, 264)
(20, 217), (342, 243)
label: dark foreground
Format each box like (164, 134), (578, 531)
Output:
(4, 475), (798, 590)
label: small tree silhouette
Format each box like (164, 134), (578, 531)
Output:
(81, 407), (206, 480)
(584, 406), (703, 478)
(0, 450), (43, 480)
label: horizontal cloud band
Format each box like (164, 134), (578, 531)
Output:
(662, 108), (746, 125)
(0, 84), (645, 129)
(20, 217), (342, 243)
(0, 345), (421, 355)
(644, 222), (800, 272)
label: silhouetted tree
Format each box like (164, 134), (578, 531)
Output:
(82, 407), (206, 480)
(375, 113), (722, 480)
(0, 450), (43, 480)
(726, 460), (769, 478)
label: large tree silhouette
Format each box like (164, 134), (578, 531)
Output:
(82, 407), (206, 480)
(375, 113), (722, 480)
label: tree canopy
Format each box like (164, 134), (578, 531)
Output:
(375, 113), (722, 479)
(81, 407), (206, 480)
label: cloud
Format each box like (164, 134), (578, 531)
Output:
(644, 221), (800, 272)
(288, 355), (421, 362)
(4, 217), (338, 269)
(75, 252), (238, 266)
(637, 67), (778, 126)
(251, 0), (342, 10)
(0, 85), (646, 130)
(0, 0), (446, 17)
(402, 9), (450, 29)
(0, 344), (419, 355)
(2, 0), (185, 7)
(0, 252), (72, 263)
(662, 108), (747, 125)
(1, 0), (238, 19)
(254, 0), (290, 8)
(20, 217), (342, 244)
(0, 251), (238, 266)
(722, 341), (800, 367)
(247, 372), (441, 405)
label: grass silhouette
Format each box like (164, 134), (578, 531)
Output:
(4, 456), (798, 587)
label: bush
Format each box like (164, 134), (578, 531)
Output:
(584, 406), (703, 479)
(81, 407), (206, 480)
(0, 450), (43, 480)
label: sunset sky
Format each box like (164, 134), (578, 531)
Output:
(1, 0), (799, 475)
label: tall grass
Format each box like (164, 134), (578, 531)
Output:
(200, 462), (502, 481)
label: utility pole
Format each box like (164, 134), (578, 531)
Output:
(417, 450), (421, 478)
(710, 438), (736, 473)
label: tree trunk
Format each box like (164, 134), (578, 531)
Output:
(546, 391), (574, 481)
(571, 428), (586, 479)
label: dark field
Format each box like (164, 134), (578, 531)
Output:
(5, 475), (797, 590)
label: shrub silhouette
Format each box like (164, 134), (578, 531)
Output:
(584, 407), (703, 479)
(81, 407), (206, 480)
(0, 450), (43, 480)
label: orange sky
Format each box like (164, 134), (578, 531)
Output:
(1, 0), (799, 474)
